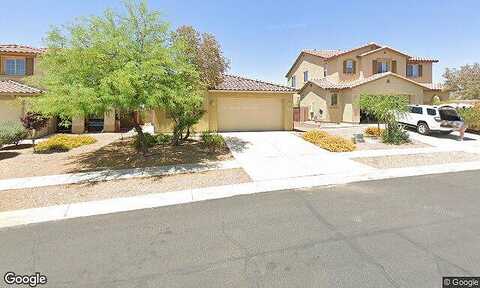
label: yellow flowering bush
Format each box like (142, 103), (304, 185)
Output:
(303, 130), (329, 143)
(303, 130), (355, 152)
(364, 127), (384, 137)
(35, 135), (96, 153)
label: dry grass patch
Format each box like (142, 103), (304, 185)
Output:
(72, 137), (233, 172)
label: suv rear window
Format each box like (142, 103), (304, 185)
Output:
(410, 106), (423, 114)
(427, 108), (436, 116)
(439, 109), (461, 121)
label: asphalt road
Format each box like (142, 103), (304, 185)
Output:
(2, 171), (480, 288)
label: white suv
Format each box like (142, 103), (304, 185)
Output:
(397, 105), (464, 135)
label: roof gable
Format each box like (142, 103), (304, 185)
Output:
(286, 43), (381, 78)
(300, 72), (439, 93)
(358, 46), (410, 57)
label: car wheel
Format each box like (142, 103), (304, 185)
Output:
(417, 122), (430, 135)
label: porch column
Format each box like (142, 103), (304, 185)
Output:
(103, 109), (116, 132)
(71, 115), (85, 134)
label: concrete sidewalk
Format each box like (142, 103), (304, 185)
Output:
(0, 160), (241, 191)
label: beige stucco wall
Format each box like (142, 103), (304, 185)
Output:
(325, 44), (378, 82)
(299, 84), (342, 123)
(406, 62), (433, 83)
(153, 91), (294, 133)
(358, 49), (408, 79)
(423, 90), (450, 104)
(301, 75), (428, 124)
(343, 75), (425, 123)
(0, 96), (24, 123)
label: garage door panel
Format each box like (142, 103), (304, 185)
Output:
(217, 97), (283, 132)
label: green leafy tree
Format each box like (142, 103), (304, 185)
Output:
(31, 0), (187, 155)
(443, 63), (480, 100)
(172, 25), (230, 89)
(359, 94), (410, 144)
(165, 26), (229, 144)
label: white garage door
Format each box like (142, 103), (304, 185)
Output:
(217, 97), (283, 131)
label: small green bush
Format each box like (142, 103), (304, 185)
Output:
(132, 133), (157, 150)
(382, 124), (410, 145)
(201, 131), (225, 151)
(458, 104), (480, 130)
(35, 135), (96, 153)
(0, 121), (28, 146)
(155, 133), (172, 145)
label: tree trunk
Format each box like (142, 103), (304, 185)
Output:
(183, 127), (190, 140)
(32, 129), (36, 151)
(132, 112), (148, 156)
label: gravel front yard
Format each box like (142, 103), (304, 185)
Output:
(0, 168), (250, 212)
(353, 151), (480, 169)
(0, 133), (233, 179)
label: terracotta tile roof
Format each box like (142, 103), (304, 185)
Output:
(418, 82), (443, 90)
(408, 57), (439, 63)
(302, 49), (343, 58)
(0, 44), (45, 54)
(358, 46), (410, 57)
(0, 80), (42, 95)
(305, 72), (439, 91)
(212, 74), (296, 92)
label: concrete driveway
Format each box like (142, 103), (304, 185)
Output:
(223, 132), (372, 181)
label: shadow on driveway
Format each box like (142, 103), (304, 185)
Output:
(223, 136), (251, 153)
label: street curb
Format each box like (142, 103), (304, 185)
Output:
(1, 161), (480, 229)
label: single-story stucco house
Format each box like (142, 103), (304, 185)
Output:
(153, 74), (295, 133)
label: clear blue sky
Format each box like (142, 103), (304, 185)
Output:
(1, 0), (478, 84)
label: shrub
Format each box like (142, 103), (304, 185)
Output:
(35, 135), (96, 153)
(132, 133), (157, 150)
(0, 122), (28, 146)
(155, 133), (172, 145)
(364, 127), (384, 137)
(201, 131), (225, 151)
(381, 124), (410, 145)
(303, 130), (355, 152)
(458, 104), (480, 130)
(303, 130), (330, 143)
(315, 135), (356, 152)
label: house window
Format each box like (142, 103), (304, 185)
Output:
(377, 60), (389, 73)
(345, 60), (354, 74)
(5, 59), (26, 75)
(331, 93), (338, 106)
(407, 64), (421, 77)
(323, 68), (327, 77)
(291, 76), (296, 88)
(303, 71), (308, 82)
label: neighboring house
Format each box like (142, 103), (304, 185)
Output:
(153, 74), (295, 132)
(286, 42), (448, 123)
(0, 44), (57, 135)
(0, 44), (142, 134)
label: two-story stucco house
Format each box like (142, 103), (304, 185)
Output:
(0, 45), (45, 123)
(286, 42), (447, 123)
(0, 44), (128, 134)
